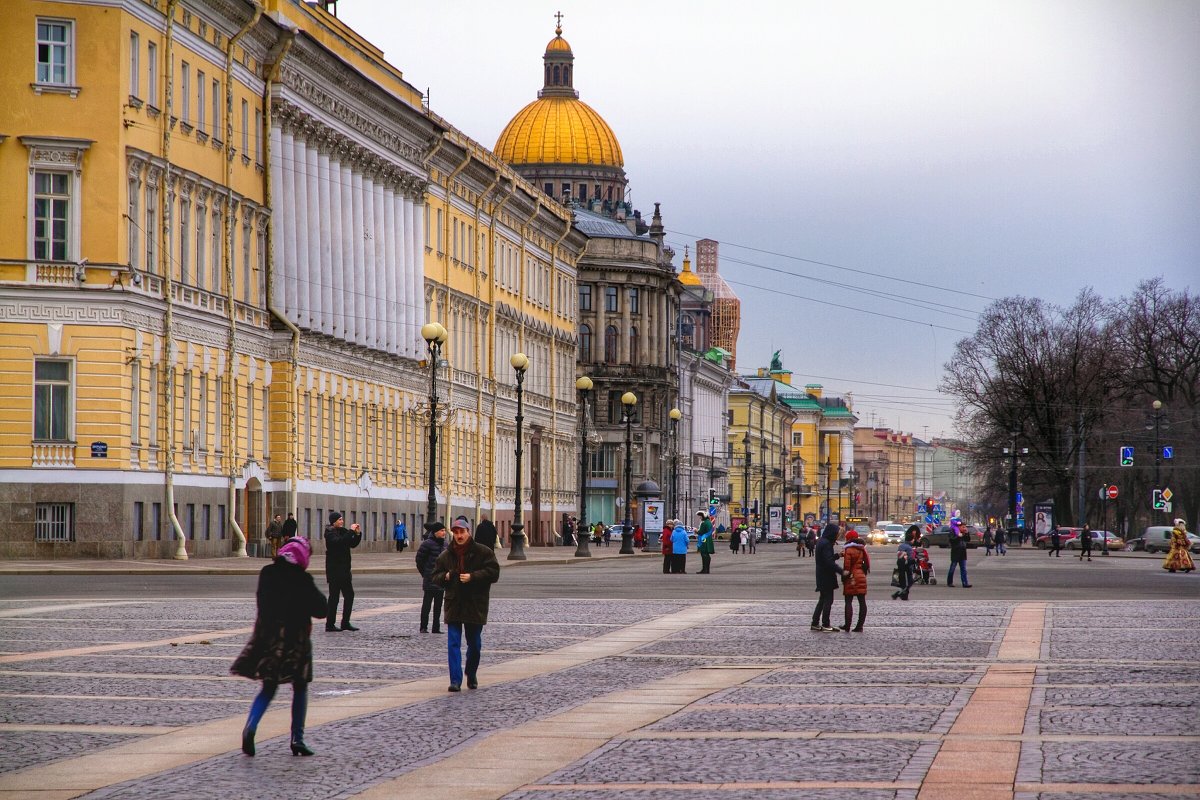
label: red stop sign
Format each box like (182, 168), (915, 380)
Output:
(1106, 485), (1119, 500)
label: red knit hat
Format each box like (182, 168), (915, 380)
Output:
(845, 530), (859, 540)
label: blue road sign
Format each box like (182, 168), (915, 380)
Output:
(1120, 446), (1134, 466)
(1015, 492), (1023, 505)
(1163, 446), (1174, 460)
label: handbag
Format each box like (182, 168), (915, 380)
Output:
(890, 565), (904, 588)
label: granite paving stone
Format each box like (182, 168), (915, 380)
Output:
(505, 791), (914, 800)
(0, 731), (143, 775)
(646, 705), (944, 734)
(1034, 741), (1200, 785)
(1039, 706), (1200, 736)
(705, 685), (960, 706)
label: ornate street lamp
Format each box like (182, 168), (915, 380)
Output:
(823, 456), (832, 524)
(507, 352), (529, 560)
(420, 322), (448, 537)
(619, 391), (637, 555)
(669, 407), (682, 519)
(1149, 399), (1166, 517)
(742, 431), (752, 530)
(575, 376), (594, 558)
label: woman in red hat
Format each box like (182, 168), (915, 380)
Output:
(840, 530), (870, 632)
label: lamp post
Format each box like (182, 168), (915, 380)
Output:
(669, 408), (682, 519)
(759, 438), (767, 535)
(420, 322), (448, 537)
(1149, 399), (1165, 516)
(1003, 436), (1028, 536)
(619, 391), (637, 555)
(741, 431), (752, 529)
(823, 456), (832, 524)
(507, 352), (529, 561)
(850, 468), (859, 516)
(575, 376), (593, 558)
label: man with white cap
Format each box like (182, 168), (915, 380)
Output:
(434, 515), (500, 691)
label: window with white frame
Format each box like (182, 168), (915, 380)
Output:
(214, 376), (223, 450)
(127, 170), (140, 269)
(144, 178), (157, 272)
(211, 78), (221, 140)
(211, 205), (222, 291)
(178, 196), (190, 279)
(241, 99), (249, 156)
(129, 32), (140, 98)
(149, 366), (159, 446)
(246, 382), (255, 457)
(36, 19), (73, 87)
(242, 218), (251, 301)
(34, 359), (72, 441)
(196, 69), (206, 134)
(195, 202), (206, 289)
(261, 386), (269, 459)
(130, 361), (141, 445)
(35, 503), (74, 542)
(182, 371), (193, 448)
(254, 108), (262, 163)
(198, 373), (208, 450)
(147, 41), (157, 106)
(33, 171), (70, 261)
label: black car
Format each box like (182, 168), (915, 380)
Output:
(921, 524), (983, 549)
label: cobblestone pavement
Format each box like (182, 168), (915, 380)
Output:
(0, 593), (1197, 800)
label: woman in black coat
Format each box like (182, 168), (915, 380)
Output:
(810, 523), (844, 631)
(231, 537), (327, 757)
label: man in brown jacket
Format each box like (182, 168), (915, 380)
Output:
(434, 516), (500, 691)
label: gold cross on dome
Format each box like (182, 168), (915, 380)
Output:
(555, 11), (564, 32)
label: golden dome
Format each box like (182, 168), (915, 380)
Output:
(678, 252), (702, 286)
(546, 34), (572, 53)
(495, 96), (624, 168)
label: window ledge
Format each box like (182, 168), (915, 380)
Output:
(196, 130), (209, 144)
(241, 154), (251, 167)
(127, 95), (144, 109)
(31, 83), (81, 98)
(211, 137), (223, 150)
(180, 121), (194, 135)
(146, 104), (161, 119)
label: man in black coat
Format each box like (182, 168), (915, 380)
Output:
(474, 516), (498, 550)
(434, 516), (500, 691)
(323, 512), (362, 632)
(810, 523), (844, 632)
(415, 521), (447, 633)
(281, 512), (298, 540)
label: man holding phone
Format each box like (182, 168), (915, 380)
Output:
(323, 512), (362, 632)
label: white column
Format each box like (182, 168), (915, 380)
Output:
(277, 128), (296, 313)
(291, 135), (309, 324)
(327, 155), (344, 339)
(406, 199), (420, 358)
(316, 145), (333, 337)
(339, 160), (355, 342)
(383, 188), (398, 355)
(372, 180), (387, 350)
(351, 171), (366, 346)
(305, 140), (321, 330)
(361, 174), (377, 347)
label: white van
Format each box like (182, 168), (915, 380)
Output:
(1135, 526), (1200, 554)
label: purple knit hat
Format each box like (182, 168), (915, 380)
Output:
(277, 537), (311, 570)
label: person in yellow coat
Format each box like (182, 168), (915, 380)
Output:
(1163, 518), (1195, 573)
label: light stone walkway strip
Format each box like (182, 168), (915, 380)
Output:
(0, 602), (140, 619)
(346, 665), (778, 800)
(917, 603), (1044, 800)
(0, 601), (747, 799)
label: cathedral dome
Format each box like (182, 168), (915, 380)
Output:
(494, 18), (624, 172)
(495, 97), (623, 167)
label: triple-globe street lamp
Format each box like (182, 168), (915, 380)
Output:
(507, 352), (529, 561)
(619, 391), (637, 555)
(420, 322), (448, 537)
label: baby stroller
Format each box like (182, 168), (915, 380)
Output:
(914, 545), (937, 585)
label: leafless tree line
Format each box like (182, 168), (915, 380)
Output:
(944, 279), (1199, 534)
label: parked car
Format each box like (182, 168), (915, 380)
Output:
(1035, 527), (1082, 549)
(1064, 531), (1123, 551)
(765, 531), (784, 543)
(921, 524), (983, 548)
(1130, 526), (1200, 554)
(781, 530), (798, 543)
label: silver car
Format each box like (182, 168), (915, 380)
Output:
(881, 524), (907, 545)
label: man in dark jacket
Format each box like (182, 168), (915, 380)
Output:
(947, 519), (972, 587)
(810, 523), (844, 631)
(281, 512), (298, 541)
(415, 521), (447, 632)
(434, 516), (500, 691)
(323, 512), (362, 632)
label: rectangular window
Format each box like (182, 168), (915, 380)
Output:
(128, 175), (140, 269)
(211, 209), (222, 292)
(152, 502), (162, 540)
(242, 221), (252, 301)
(182, 371), (192, 448)
(181, 61), (190, 123)
(149, 367), (159, 446)
(241, 99), (249, 155)
(34, 360), (71, 441)
(304, 393), (312, 463)
(35, 503), (74, 542)
(792, 431), (804, 447)
(436, 208), (443, 254)
(254, 108), (262, 163)
(261, 386), (269, 459)
(33, 171), (70, 261)
(196, 69), (206, 133)
(133, 501), (144, 540)
(129, 32), (140, 97)
(130, 362), (141, 445)
(629, 287), (640, 314)
(145, 181), (157, 272)
(605, 285), (619, 312)
(195, 206), (206, 288)
(217, 504), (226, 540)
(316, 394), (324, 463)
(202, 504), (211, 540)
(214, 376), (224, 451)
(186, 503), (195, 539)
(246, 382), (254, 456)
(36, 19), (72, 86)
(178, 198), (190, 279)
(147, 41), (157, 106)
(578, 284), (592, 311)
(198, 374), (207, 450)
(256, 226), (266, 302)
(211, 78), (221, 139)
(578, 182), (587, 201)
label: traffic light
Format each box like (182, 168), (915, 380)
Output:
(708, 488), (717, 505)
(1152, 489), (1166, 510)
(925, 497), (935, 514)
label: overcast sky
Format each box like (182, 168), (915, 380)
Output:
(337, 0), (1199, 439)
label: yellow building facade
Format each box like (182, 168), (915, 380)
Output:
(0, 0), (583, 557)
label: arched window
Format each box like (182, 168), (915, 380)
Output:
(629, 326), (639, 359)
(579, 324), (592, 362)
(545, 65), (550, 85)
(564, 66), (571, 85)
(604, 325), (618, 363)
(553, 65), (560, 85)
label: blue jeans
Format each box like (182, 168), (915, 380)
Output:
(947, 560), (968, 586)
(246, 680), (308, 742)
(447, 622), (483, 686)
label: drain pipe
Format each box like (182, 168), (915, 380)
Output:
(221, 1), (262, 557)
(159, 0), (188, 560)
